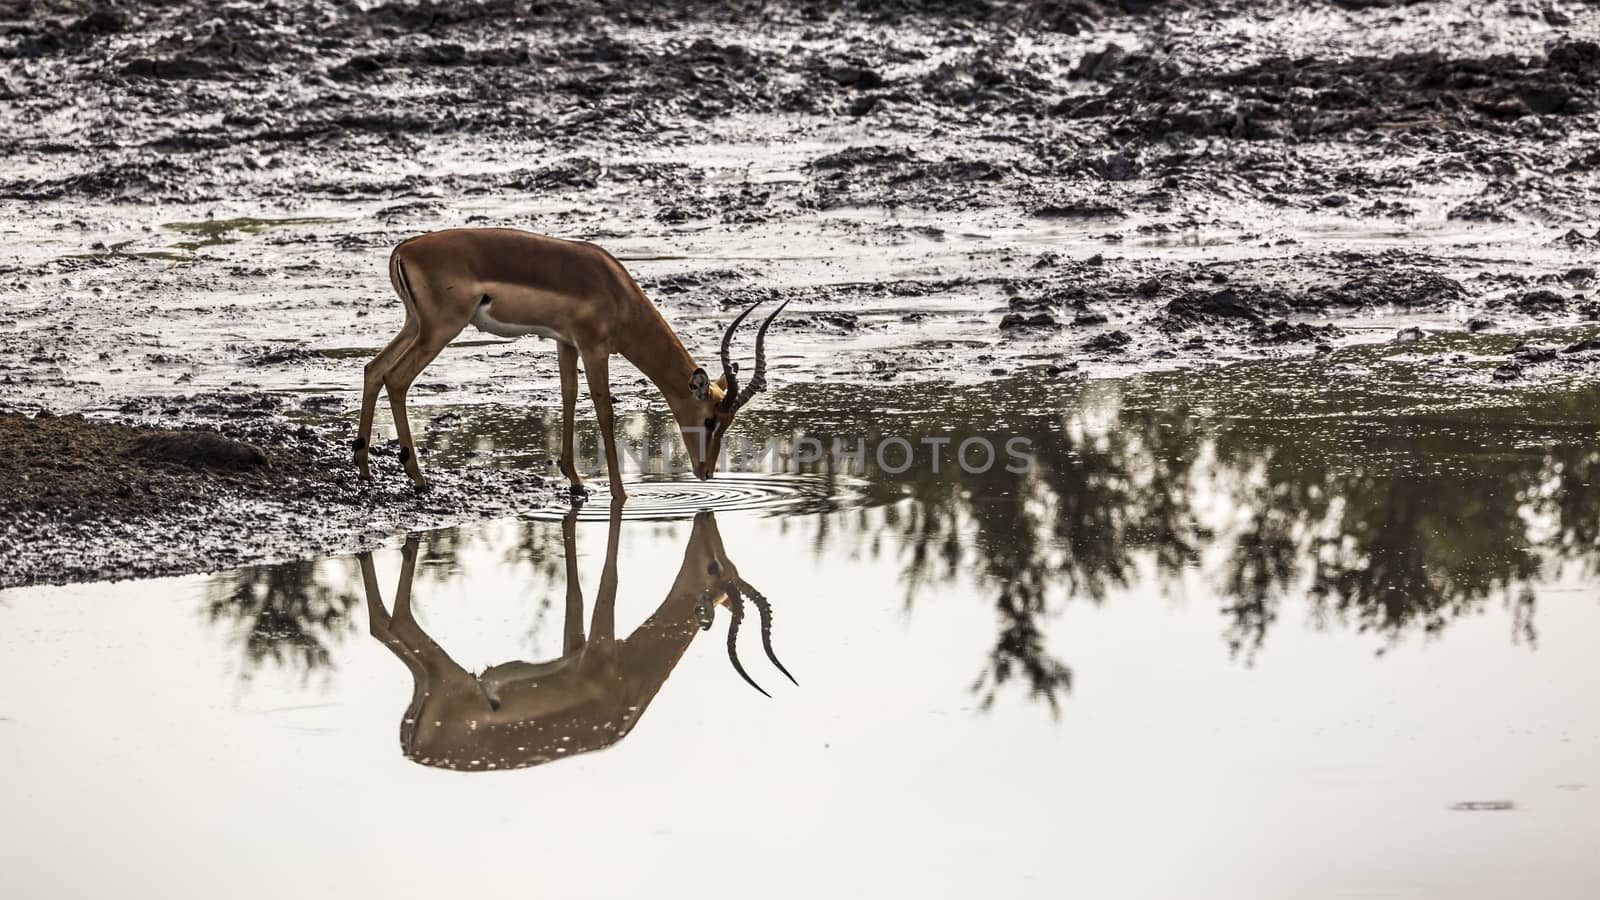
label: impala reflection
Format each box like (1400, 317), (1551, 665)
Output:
(358, 505), (795, 770)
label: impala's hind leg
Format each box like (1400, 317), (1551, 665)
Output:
(356, 321), (419, 480)
(384, 329), (453, 489)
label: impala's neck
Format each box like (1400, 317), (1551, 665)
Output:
(620, 299), (703, 413)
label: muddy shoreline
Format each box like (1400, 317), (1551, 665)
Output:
(0, 398), (557, 588)
(3, 0), (1599, 585)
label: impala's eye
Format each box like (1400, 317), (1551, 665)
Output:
(703, 417), (716, 432)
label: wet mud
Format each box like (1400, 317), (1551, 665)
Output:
(0, 396), (555, 587)
(2, 0), (1599, 583)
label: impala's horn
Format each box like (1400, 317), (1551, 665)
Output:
(730, 301), (789, 413)
(717, 301), (763, 411)
(738, 578), (797, 686)
(720, 301), (787, 413)
(723, 584), (769, 697)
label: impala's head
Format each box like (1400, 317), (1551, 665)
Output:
(681, 300), (789, 481)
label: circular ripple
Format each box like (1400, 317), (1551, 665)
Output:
(527, 472), (867, 522)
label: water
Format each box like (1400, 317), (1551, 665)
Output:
(3, 348), (1598, 898)
(525, 472), (869, 521)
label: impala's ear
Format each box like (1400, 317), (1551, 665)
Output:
(714, 373), (728, 392)
(689, 367), (711, 400)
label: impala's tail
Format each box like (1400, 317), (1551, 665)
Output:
(388, 245), (419, 321)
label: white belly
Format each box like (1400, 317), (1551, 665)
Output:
(471, 306), (570, 344)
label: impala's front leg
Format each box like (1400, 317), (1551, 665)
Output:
(558, 342), (585, 496)
(581, 348), (627, 500)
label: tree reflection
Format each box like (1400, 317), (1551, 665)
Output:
(204, 558), (359, 682)
(202, 367), (1600, 712)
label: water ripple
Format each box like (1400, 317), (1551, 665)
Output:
(527, 472), (868, 522)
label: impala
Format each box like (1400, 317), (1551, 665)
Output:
(354, 228), (789, 499)
(358, 505), (796, 770)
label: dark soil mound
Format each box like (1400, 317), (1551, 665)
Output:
(1, 412), (305, 523)
(126, 431), (271, 471)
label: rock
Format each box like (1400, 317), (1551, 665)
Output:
(1007, 295), (1054, 313)
(1033, 202), (1125, 219)
(73, 9), (128, 34)
(1323, 272), (1465, 308)
(1045, 362), (1079, 376)
(1164, 289), (1264, 327)
(1071, 44), (1127, 80)
(1511, 344), (1559, 363)
(332, 55), (386, 80)
(1251, 320), (1342, 344)
(1492, 363), (1523, 381)
(1467, 317), (1494, 333)
(245, 347), (322, 366)
(1547, 39), (1599, 73)
(1519, 85), (1573, 115)
(999, 312), (1059, 331)
(121, 57), (220, 79)
(815, 312), (860, 331)
(1085, 330), (1131, 352)
(1514, 289), (1567, 311)
(1051, 96), (1109, 118)
(1551, 229), (1598, 247)
(1561, 337), (1600, 354)
(825, 66), (884, 89)
(808, 145), (917, 171)
(1394, 327), (1425, 343)
(1074, 309), (1109, 326)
